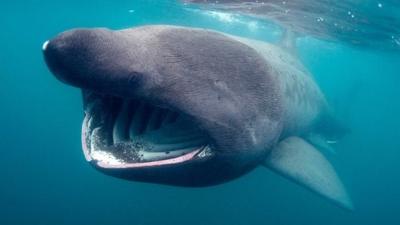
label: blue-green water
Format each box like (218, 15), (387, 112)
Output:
(1, 0), (400, 224)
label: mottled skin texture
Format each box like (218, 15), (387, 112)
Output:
(231, 36), (328, 137)
(44, 25), (327, 186)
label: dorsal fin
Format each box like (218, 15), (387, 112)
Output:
(279, 29), (299, 54)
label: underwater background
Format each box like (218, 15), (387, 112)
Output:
(1, 0), (399, 224)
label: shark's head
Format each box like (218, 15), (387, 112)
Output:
(43, 25), (283, 186)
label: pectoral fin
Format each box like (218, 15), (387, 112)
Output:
(263, 136), (353, 210)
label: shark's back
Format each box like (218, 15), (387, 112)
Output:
(231, 36), (328, 136)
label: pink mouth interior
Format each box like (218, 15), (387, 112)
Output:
(81, 92), (209, 169)
(96, 149), (201, 168)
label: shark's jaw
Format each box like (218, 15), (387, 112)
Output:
(81, 91), (214, 169)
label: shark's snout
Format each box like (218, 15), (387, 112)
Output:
(43, 29), (130, 91)
(42, 40), (49, 51)
(43, 37), (67, 83)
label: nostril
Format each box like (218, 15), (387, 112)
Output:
(42, 40), (50, 51)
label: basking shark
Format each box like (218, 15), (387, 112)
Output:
(43, 25), (352, 210)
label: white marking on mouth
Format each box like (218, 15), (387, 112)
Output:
(91, 149), (124, 166)
(96, 148), (201, 169)
(42, 40), (49, 51)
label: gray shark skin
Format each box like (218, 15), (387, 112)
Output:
(43, 25), (352, 210)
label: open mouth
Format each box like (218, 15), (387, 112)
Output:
(82, 91), (213, 169)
